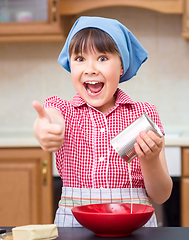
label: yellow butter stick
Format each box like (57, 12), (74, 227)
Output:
(12, 224), (58, 240)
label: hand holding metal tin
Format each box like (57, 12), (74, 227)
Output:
(110, 113), (163, 163)
(134, 130), (163, 162)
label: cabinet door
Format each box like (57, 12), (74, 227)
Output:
(181, 148), (189, 227)
(0, 148), (53, 226)
(0, 0), (63, 42)
(181, 178), (189, 227)
(182, 147), (189, 177)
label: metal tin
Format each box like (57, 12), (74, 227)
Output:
(110, 113), (163, 163)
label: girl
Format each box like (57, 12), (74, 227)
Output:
(33, 16), (173, 227)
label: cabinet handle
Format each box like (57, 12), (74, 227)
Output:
(52, 0), (57, 22)
(42, 160), (48, 185)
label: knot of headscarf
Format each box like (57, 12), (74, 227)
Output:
(58, 16), (148, 83)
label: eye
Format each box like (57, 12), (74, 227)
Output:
(98, 56), (108, 62)
(76, 56), (85, 62)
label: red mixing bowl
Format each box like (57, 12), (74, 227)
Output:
(72, 203), (154, 237)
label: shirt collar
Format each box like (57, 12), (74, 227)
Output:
(70, 88), (135, 108)
(70, 93), (86, 107)
(114, 88), (135, 105)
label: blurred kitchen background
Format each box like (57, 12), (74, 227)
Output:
(0, 0), (189, 228)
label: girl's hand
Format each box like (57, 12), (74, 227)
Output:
(134, 130), (163, 163)
(32, 100), (64, 152)
(134, 130), (173, 204)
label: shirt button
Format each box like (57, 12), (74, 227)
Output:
(100, 128), (105, 133)
(99, 157), (105, 161)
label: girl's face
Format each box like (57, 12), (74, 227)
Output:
(70, 48), (123, 114)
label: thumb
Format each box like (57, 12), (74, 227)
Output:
(32, 100), (51, 122)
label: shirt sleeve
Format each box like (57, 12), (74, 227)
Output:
(144, 102), (165, 136)
(43, 96), (68, 119)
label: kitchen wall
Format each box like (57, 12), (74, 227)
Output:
(0, 7), (189, 135)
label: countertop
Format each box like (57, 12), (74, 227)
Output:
(1, 227), (189, 240)
(0, 130), (186, 177)
(56, 227), (189, 240)
(0, 131), (189, 147)
(0, 131), (40, 148)
(164, 133), (189, 146)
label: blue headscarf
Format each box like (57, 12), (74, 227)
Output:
(58, 16), (148, 83)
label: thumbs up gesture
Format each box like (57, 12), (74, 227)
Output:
(32, 100), (65, 152)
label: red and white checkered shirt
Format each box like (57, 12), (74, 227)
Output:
(44, 88), (164, 189)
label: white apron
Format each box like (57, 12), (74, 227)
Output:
(54, 187), (157, 227)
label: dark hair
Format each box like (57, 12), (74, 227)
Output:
(69, 28), (120, 57)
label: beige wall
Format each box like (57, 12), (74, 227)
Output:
(0, 7), (189, 134)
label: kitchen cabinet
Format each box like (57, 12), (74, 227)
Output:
(181, 147), (189, 227)
(0, 148), (53, 227)
(60, 0), (189, 40)
(0, 0), (64, 42)
(1, 0), (188, 42)
(182, 0), (189, 39)
(60, 0), (183, 15)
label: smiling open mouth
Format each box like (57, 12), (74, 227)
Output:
(84, 81), (104, 94)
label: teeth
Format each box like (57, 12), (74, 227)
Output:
(85, 81), (99, 84)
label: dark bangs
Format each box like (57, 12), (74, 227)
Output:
(69, 28), (120, 56)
